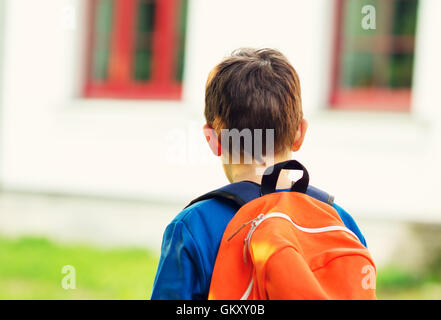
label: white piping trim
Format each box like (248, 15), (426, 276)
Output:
(252, 212), (358, 239)
(240, 279), (253, 300)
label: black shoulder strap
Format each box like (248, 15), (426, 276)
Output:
(185, 181), (261, 209)
(185, 182), (334, 210)
(185, 160), (334, 209)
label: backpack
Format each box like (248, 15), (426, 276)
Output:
(196, 160), (376, 300)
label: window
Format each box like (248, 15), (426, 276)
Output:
(330, 0), (419, 111)
(84, 0), (189, 100)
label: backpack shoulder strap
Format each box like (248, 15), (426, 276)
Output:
(185, 181), (334, 209)
(184, 181), (261, 209)
(306, 185), (335, 206)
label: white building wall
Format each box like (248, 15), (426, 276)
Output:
(0, 0), (440, 222)
(0, 0), (6, 182)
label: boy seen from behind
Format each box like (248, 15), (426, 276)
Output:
(151, 48), (372, 300)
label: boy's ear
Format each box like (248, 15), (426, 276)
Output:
(203, 124), (222, 156)
(291, 119), (308, 152)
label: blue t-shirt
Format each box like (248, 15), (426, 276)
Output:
(151, 192), (366, 300)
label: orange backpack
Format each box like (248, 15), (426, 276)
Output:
(208, 160), (376, 300)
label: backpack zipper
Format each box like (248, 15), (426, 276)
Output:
(242, 214), (266, 264)
(227, 214), (265, 241)
(227, 213), (265, 264)
(231, 212), (359, 265)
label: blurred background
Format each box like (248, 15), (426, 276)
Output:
(0, 0), (440, 299)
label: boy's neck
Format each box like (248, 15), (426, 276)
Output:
(223, 153), (294, 189)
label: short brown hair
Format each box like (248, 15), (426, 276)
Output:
(205, 48), (303, 156)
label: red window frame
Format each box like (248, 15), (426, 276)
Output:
(329, 0), (414, 111)
(84, 0), (183, 100)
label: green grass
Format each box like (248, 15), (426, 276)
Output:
(0, 236), (440, 300)
(0, 236), (159, 299)
(376, 266), (441, 300)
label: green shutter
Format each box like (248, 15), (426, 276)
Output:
(92, 0), (114, 81)
(133, 0), (156, 81)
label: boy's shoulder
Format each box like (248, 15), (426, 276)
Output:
(171, 181), (261, 228)
(174, 182), (336, 227)
(167, 182), (367, 248)
(332, 203), (367, 246)
(168, 197), (238, 237)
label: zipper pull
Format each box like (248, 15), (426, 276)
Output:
(227, 219), (254, 241)
(227, 214), (265, 241)
(242, 214), (265, 264)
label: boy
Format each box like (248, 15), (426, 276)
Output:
(151, 48), (367, 300)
